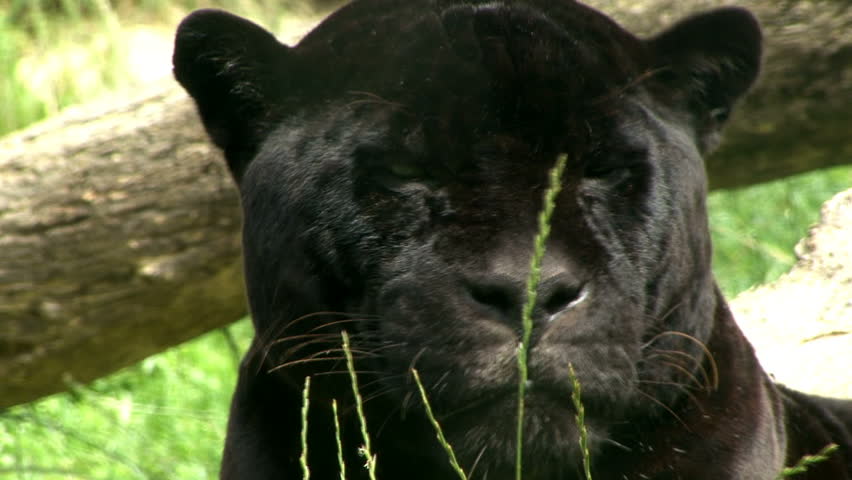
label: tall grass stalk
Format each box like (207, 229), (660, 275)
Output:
(341, 330), (378, 480)
(515, 153), (568, 480)
(778, 444), (838, 478)
(332, 399), (346, 480)
(300, 376), (311, 480)
(568, 364), (593, 480)
(411, 368), (468, 480)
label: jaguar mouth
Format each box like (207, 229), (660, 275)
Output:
(426, 379), (583, 425)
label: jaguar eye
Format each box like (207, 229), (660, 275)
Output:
(585, 147), (646, 181)
(585, 164), (631, 179)
(353, 146), (433, 191)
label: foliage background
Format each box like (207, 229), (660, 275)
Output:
(0, 1), (849, 478)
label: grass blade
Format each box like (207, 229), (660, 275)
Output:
(411, 368), (468, 480)
(516, 153), (568, 480)
(568, 364), (592, 480)
(332, 399), (346, 480)
(300, 376), (311, 480)
(342, 330), (378, 480)
(778, 443), (838, 478)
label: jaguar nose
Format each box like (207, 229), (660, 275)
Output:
(538, 273), (587, 320)
(466, 276), (520, 321)
(464, 272), (585, 323)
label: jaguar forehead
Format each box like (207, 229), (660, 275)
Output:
(291, 0), (646, 109)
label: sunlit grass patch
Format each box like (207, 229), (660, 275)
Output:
(709, 165), (851, 296)
(0, 319), (253, 479)
(0, 0), (314, 136)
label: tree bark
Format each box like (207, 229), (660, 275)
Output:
(598, 0), (852, 189)
(0, 85), (246, 408)
(1, 0), (850, 408)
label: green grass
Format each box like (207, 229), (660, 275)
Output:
(300, 376), (312, 480)
(567, 364), (593, 480)
(515, 153), (567, 480)
(1, 1), (850, 478)
(709, 165), (851, 296)
(1, 0), (127, 135)
(777, 444), (839, 478)
(0, 0), (313, 137)
(332, 400), (346, 480)
(411, 369), (468, 480)
(0, 320), (253, 479)
(341, 331), (378, 480)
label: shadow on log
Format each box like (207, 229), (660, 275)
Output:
(1, 0), (851, 408)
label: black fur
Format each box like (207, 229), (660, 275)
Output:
(173, 1), (852, 478)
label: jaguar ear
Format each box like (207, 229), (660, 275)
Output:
(173, 9), (292, 181)
(648, 7), (762, 153)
